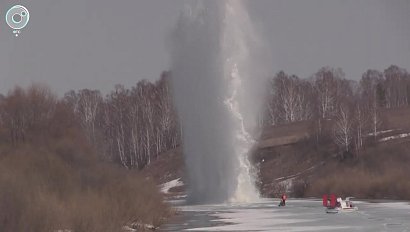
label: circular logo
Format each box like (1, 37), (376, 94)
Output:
(6, 5), (30, 30)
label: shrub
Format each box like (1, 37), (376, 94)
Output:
(0, 86), (170, 231)
(0, 143), (170, 232)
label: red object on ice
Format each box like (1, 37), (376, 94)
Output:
(322, 195), (328, 207)
(330, 194), (337, 208)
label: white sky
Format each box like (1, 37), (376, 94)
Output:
(0, 0), (409, 95)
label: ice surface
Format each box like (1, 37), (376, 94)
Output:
(161, 198), (410, 231)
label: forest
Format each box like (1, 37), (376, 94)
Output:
(0, 84), (171, 231)
(53, 65), (410, 167)
(263, 65), (410, 157)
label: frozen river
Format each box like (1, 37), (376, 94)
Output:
(160, 198), (410, 231)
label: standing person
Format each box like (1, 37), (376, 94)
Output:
(336, 197), (342, 208)
(279, 193), (287, 206)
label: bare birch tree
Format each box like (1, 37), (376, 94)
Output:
(313, 67), (344, 119)
(333, 102), (354, 158)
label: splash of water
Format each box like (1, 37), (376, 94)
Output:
(170, 0), (270, 203)
(224, 64), (258, 202)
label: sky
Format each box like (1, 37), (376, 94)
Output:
(0, 0), (409, 95)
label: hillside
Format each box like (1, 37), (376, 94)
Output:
(257, 107), (410, 197)
(0, 86), (171, 232)
(144, 107), (410, 200)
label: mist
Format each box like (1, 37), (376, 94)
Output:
(169, 0), (271, 203)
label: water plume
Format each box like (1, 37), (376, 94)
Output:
(170, 0), (270, 203)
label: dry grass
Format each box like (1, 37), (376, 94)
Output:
(0, 87), (171, 232)
(256, 107), (410, 199)
(305, 143), (410, 200)
(0, 142), (170, 232)
(306, 168), (410, 200)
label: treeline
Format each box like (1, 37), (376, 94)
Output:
(2, 66), (407, 169)
(0, 73), (179, 171)
(262, 65), (410, 156)
(23, 72), (179, 170)
(0, 85), (169, 231)
(63, 72), (179, 169)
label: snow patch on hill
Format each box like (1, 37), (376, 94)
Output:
(160, 178), (184, 194)
(379, 133), (410, 142)
(367, 129), (396, 137)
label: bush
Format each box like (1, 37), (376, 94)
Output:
(306, 168), (410, 200)
(0, 86), (170, 231)
(0, 143), (170, 232)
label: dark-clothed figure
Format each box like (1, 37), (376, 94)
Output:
(279, 194), (287, 206)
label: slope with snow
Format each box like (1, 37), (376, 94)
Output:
(160, 178), (184, 194)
